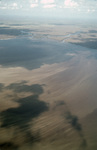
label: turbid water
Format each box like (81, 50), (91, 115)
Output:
(0, 26), (97, 150)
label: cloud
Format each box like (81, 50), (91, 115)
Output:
(41, 0), (56, 9)
(0, 6), (7, 9)
(29, 0), (38, 4)
(87, 8), (96, 13)
(11, 3), (18, 9)
(0, 2), (18, 10)
(64, 0), (78, 8)
(41, 0), (54, 4)
(30, 0), (38, 3)
(43, 4), (56, 8)
(66, 53), (76, 56)
(12, 3), (18, 7)
(29, 0), (38, 8)
(0, 0), (97, 18)
(30, 3), (38, 7)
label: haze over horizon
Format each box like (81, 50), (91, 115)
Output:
(0, 0), (97, 20)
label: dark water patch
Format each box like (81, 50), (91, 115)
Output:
(0, 95), (48, 145)
(65, 112), (82, 132)
(0, 142), (18, 150)
(0, 83), (48, 145)
(81, 31), (87, 34)
(1, 95), (48, 128)
(65, 111), (87, 148)
(80, 139), (87, 149)
(0, 83), (4, 92)
(56, 100), (65, 106)
(0, 28), (32, 36)
(6, 82), (44, 95)
(71, 38), (97, 50)
(90, 35), (96, 37)
(10, 24), (30, 26)
(0, 27), (10, 29)
(89, 30), (97, 33)
(0, 38), (78, 70)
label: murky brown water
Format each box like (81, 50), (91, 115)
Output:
(0, 32), (97, 150)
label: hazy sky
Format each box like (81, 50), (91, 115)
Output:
(0, 0), (97, 19)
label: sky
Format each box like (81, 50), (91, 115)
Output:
(0, 0), (97, 19)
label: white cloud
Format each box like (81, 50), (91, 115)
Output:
(0, 6), (7, 9)
(30, 3), (38, 7)
(66, 53), (76, 56)
(12, 3), (18, 7)
(29, 0), (38, 4)
(41, 0), (54, 4)
(0, 0), (97, 18)
(64, 0), (78, 8)
(43, 4), (56, 8)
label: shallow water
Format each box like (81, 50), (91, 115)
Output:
(0, 36), (97, 150)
